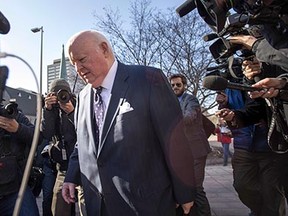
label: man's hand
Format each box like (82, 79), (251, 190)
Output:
(215, 108), (235, 122)
(242, 59), (262, 80)
(181, 201), (194, 214)
(59, 100), (74, 114)
(62, 182), (77, 204)
(0, 116), (19, 132)
(44, 92), (58, 110)
(249, 77), (287, 99)
(216, 92), (227, 106)
(228, 35), (257, 50)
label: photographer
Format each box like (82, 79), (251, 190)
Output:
(41, 78), (86, 216)
(216, 90), (286, 216)
(0, 104), (39, 215)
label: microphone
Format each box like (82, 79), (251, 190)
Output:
(176, 0), (196, 17)
(203, 33), (219, 42)
(203, 75), (262, 91)
(0, 11), (10, 34)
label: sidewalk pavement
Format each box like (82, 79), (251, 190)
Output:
(35, 165), (251, 216)
(204, 139), (251, 216)
(204, 164), (250, 216)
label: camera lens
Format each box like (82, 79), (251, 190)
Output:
(57, 89), (71, 103)
(0, 102), (18, 118)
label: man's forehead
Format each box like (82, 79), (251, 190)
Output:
(171, 77), (182, 82)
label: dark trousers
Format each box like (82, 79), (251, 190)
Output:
(191, 156), (211, 216)
(275, 152), (288, 201)
(232, 149), (286, 216)
(42, 159), (56, 216)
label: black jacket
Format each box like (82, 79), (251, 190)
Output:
(41, 105), (76, 171)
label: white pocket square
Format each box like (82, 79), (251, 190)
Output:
(119, 101), (134, 114)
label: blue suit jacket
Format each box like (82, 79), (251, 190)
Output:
(65, 62), (196, 216)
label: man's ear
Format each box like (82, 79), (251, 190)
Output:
(100, 42), (109, 56)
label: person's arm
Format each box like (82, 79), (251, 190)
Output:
(253, 39), (288, 72)
(216, 98), (267, 129)
(150, 68), (195, 212)
(229, 35), (288, 72)
(249, 76), (288, 100)
(62, 146), (81, 204)
(41, 94), (60, 139)
(63, 94), (81, 203)
(182, 94), (200, 125)
(13, 112), (35, 145)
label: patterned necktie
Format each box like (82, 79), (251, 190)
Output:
(94, 86), (104, 130)
(94, 87), (104, 153)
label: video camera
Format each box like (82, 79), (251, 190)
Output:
(205, 13), (263, 63)
(203, 17), (261, 82)
(206, 56), (244, 81)
(176, 0), (288, 70)
(176, 0), (288, 34)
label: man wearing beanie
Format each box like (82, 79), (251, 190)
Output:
(41, 78), (86, 216)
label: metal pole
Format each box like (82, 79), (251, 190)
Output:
(39, 26), (43, 94)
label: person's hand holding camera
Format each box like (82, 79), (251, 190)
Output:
(44, 92), (58, 110)
(59, 100), (74, 115)
(242, 59), (262, 80)
(44, 92), (74, 114)
(0, 116), (19, 132)
(228, 35), (258, 50)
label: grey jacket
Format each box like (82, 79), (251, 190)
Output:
(179, 92), (211, 158)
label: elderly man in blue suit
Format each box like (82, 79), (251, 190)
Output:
(62, 30), (196, 216)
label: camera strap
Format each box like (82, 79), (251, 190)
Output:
(55, 110), (67, 161)
(266, 98), (288, 153)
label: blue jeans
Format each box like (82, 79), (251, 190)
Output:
(222, 143), (232, 165)
(0, 187), (39, 216)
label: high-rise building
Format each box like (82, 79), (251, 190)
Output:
(47, 57), (73, 89)
(46, 57), (85, 94)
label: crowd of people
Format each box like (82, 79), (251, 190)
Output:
(1, 0), (288, 215)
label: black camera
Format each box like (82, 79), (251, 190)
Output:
(209, 38), (243, 61)
(0, 101), (18, 119)
(56, 89), (72, 104)
(206, 56), (244, 82)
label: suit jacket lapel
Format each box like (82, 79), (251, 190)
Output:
(180, 92), (188, 110)
(98, 62), (129, 156)
(83, 85), (98, 155)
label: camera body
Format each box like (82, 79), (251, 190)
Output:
(0, 100), (18, 119)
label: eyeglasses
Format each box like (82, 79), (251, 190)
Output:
(171, 83), (182, 88)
